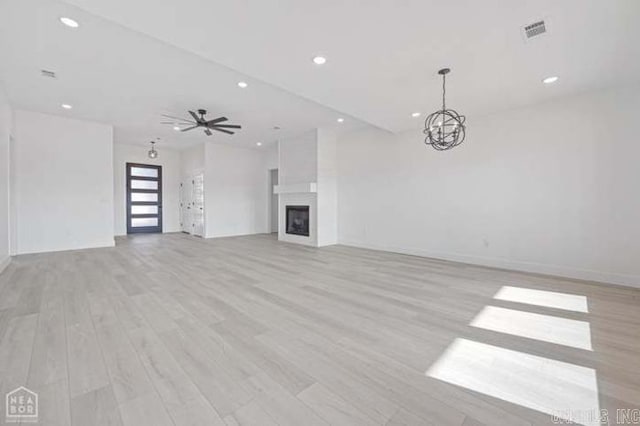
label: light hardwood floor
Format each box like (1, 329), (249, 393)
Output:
(0, 233), (639, 425)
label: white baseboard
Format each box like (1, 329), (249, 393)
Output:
(15, 238), (116, 255)
(0, 255), (10, 274)
(205, 230), (270, 239)
(338, 239), (640, 290)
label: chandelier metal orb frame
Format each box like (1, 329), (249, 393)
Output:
(423, 68), (466, 151)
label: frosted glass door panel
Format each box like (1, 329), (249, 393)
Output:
(131, 218), (159, 227)
(131, 205), (158, 215)
(131, 180), (158, 190)
(130, 167), (158, 178)
(131, 192), (158, 202)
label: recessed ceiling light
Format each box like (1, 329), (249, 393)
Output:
(337, 118), (344, 123)
(273, 126), (281, 130)
(313, 56), (327, 65)
(237, 81), (248, 88)
(411, 112), (421, 117)
(173, 126), (180, 131)
(543, 76), (559, 84)
(59, 17), (79, 28)
(61, 104), (72, 109)
(256, 142), (262, 146)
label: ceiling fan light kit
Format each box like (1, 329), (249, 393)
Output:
(161, 109), (242, 137)
(423, 68), (467, 151)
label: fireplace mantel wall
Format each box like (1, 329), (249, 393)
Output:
(277, 128), (337, 247)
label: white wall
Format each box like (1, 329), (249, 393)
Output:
(113, 143), (181, 235)
(279, 131), (317, 185)
(270, 169), (278, 233)
(266, 143), (279, 233)
(12, 110), (114, 254)
(316, 128), (338, 246)
(204, 143), (268, 238)
(181, 143), (205, 176)
(265, 142), (278, 171)
(0, 86), (11, 271)
(337, 86), (640, 287)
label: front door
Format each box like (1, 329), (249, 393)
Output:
(126, 163), (162, 234)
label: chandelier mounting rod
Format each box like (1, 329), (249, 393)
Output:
(438, 68), (450, 110)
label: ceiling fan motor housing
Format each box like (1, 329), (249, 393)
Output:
(161, 109), (241, 136)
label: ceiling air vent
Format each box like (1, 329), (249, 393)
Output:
(40, 69), (56, 78)
(522, 20), (548, 41)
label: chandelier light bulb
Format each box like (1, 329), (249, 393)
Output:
(313, 56), (327, 65)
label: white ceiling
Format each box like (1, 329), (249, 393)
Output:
(0, 0), (363, 149)
(2, 0), (640, 149)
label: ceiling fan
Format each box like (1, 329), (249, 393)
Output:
(161, 109), (241, 136)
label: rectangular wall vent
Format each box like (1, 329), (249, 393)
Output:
(40, 69), (56, 78)
(522, 20), (547, 40)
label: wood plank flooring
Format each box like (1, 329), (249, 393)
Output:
(0, 233), (639, 425)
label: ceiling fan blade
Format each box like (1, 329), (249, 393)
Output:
(162, 114), (195, 123)
(189, 110), (201, 123)
(211, 124), (241, 129)
(206, 117), (228, 125)
(181, 125), (199, 132)
(212, 128), (234, 135)
(204, 128), (212, 136)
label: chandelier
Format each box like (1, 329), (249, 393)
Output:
(423, 68), (466, 151)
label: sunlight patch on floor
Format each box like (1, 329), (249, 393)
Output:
(470, 306), (592, 350)
(493, 286), (588, 313)
(426, 338), (600, 426)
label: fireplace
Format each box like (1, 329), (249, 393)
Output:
(286, 205), (310, 237)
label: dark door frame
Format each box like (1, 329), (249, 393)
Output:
(126, 162), (163, 234)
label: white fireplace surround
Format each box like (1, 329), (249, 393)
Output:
(278, 193), (317, 246)
(274, 183), (317, 194)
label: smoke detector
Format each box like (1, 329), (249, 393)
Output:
(40, 69), (57, 78)
(521, 19), (550, 42)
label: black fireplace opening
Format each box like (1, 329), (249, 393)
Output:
(286, 205), (310, 237)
